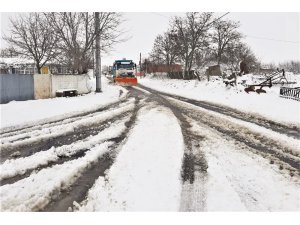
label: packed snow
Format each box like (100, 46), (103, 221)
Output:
(0, 77), (127, 129)
(166, 96), (300, 155)
(188, 118), (300, 211)
(138, 74), (300, 125)
(78, 106), (184, 211)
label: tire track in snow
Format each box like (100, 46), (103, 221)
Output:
(0, 116), (132, 186)
(138, 84), (300, 139)
(149, 92), (300, 175)
(0, 99), (136, 162)
(142, 86), (300, 173)
(182, 106), (300, 175)
(186, 117), (300, 211)
(0, 142), (114, 212)
(0, 99), (140, 212)
(0, 149), (89, 186)
(130, 87), (208, 211)
(136, 85), (300, 210)
(0, 98), (133, 144)
(0, 96), (129, 136)
(41, 98), (141, 212)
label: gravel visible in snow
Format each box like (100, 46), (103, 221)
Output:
(0, 141), (113, 212)
(78, 106), (184, 211)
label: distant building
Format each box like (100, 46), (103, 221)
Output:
(145, 63), (182, 73)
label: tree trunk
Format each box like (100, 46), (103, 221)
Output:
(36, 61), (41, 74)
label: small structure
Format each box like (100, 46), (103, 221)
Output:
(206, 65), (222, 77)
(146, 64), (182, 74)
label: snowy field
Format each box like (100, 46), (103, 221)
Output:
(0, 77), (127, 130)
(138, 74), (300, 125)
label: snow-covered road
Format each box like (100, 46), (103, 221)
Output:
(78, 106), (184, 211)
(1, 79), (299, 211)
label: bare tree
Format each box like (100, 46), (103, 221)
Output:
(211, 19), (242, 64)
(278, 60), (300, 74)
(46, 12), (124, 74)
(0, 46), (19, 58)
(224, 42), (259, 72)
(149, 32), (179, 76)
(4, 13), (59, 74)
(170, 12), (213, 78)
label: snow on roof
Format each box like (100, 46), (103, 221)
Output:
(0, 57), (34, 65)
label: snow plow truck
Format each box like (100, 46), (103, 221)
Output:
(112, 59), (138, 86)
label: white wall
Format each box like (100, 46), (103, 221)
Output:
(34, 74), (92, 99)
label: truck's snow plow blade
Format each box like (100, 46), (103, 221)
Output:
(114, 77), (138, 86)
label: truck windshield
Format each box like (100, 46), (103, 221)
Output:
(115, 62), (134, 69)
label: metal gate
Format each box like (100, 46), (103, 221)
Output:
(0, 74), (34, 104)
(279, 87), (300, 101)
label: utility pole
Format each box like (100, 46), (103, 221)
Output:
(139, 52), (142, 76)
(95, 12), (102, 92)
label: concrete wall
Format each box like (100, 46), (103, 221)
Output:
(33, 74), (51, 99)
(34, 74), (91, 99)
(0, 74), (34, 104)
(51, 74), (91, 97)
(1, 74), (91, 103)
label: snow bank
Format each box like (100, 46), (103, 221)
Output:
(79, 106), (184, 211)
(139, 75), (300, 125)
(0, 77), (127, 129)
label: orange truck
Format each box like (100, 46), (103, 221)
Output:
(112, 59), (138, 86)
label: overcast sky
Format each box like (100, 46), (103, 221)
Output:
(1, 12), (299, 66)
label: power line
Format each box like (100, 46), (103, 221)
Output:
(150, 12), (171, 20)
(151, 12), (230, 23)
(246, 35), (299, 44)
(208, 12), (230, 26)
(150, 12), (298, 44)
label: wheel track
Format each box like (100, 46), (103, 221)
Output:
(0, 101), (136, 162)
(40, 98), (142, 212)
(0, 112), (133, 163)
(129, 87), (208, 211)
(135, 85), (300, 210)
(172, 99), (300, 175)
(138, 84), (300, 139)
(0, 149), (89, 186)
(0, 97), (129, 137)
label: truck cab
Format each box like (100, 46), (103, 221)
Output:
(112, 59), (138, 86)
